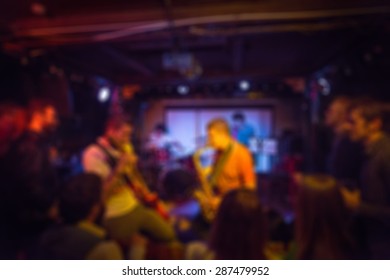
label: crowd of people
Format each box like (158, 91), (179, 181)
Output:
(1, 95), (390, 260)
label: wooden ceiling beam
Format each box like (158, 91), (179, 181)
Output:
(9, 4), (390, 39)
(99, 46), (154, 77)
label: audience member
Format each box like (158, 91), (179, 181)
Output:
(186, 189), (267, 260)
(37, 173), (123, 259)
(161, 169), (202, 243)
(0, 103), (27, 258)
(295, 174), (355, 259)
(0, 99), (59, 258)
(341, 100), (390, 259)
(325, 96), (365, 187)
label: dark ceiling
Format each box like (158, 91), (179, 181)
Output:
(0, 0), (389, 85)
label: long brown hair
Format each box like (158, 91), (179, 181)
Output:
(209, 189), (266, 259)
(296, 174), (354, 259)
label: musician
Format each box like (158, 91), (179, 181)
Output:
(195, 118), (256, 216)
(207, 118), (256, 193)
(231, 112), (255, 147)
(82, 115), (175, 247)
(146, 123), (183, 167)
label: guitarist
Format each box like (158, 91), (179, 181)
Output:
(82, 115), (175, 246)
(195, 118), (256, 220)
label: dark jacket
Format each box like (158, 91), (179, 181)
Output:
(36, 224), (102, 260)
(328, 134), (365, 188)
(359, 134), (390, 258)
(0, 131), (58, 234)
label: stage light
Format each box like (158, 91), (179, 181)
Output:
(318, 78), (331, 96)
(98, 87), (110, 102)
(31, 2), (46, 16)
(239, 80), (250, 91)
(177, 85), (189, 95)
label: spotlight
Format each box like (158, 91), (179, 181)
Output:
(177, 85), (189, 95)
(318, 78), (331, 96)
(31, 2), (47, 16)
(98, 87), (110, 102)
(239, 80), (250, 91)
